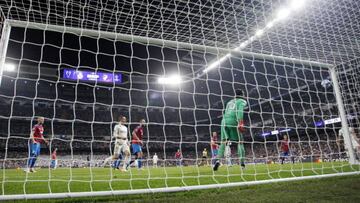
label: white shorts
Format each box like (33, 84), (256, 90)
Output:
(114, 142), (130, 155)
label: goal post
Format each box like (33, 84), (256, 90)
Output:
(0, 19), (11, 86)
(329, 66), (358, 165)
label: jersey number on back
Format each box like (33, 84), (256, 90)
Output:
(227, 101), (236, 111)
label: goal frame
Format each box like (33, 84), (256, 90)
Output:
(0, 19), (359, 200)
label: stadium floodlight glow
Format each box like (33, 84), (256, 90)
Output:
(3, 63), (16, 72)
(276, 8), (290, 20)
(240, 42), (247, 48)
(266, 21), (274, 29)
(255, 29), (264, 37)
(203, 53), (231, 73)
(158, 75), (183, 85)
(235, 42), (247, 51)
(290, 0), (306, 10)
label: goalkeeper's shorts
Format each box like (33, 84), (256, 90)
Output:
(221, 119), (243, 141)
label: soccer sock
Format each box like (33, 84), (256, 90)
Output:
(27, 157), (33, 168)
(129, 160), (135, 165)
(237, 144), (245, 165)
(138, 158), (142, 168)
(115, 159), (121, 168)
(30, 157), (37, 168)
(115, 160), (119, 168)
(123, 155), (130, 170)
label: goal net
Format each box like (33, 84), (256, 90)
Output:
(0, 0), (360, 200)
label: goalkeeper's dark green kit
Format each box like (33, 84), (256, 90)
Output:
(218, 98), (247, 164)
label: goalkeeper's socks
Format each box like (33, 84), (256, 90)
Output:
(241, 163), (245, 169)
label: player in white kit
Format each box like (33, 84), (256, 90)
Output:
(224, 141), (232, 166)
(104, 116), (131, 172)
(153, 153), (158, 168)
(338, 127), (360, 160)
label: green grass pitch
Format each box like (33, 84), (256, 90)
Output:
(1, 162), (360, 202)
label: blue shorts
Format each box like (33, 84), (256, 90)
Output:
(281, 151), (289, 157)
(131, 144), (142, 154)
(30, 143), (41, 157)
(212, 149), (218, 157)
(51, 160), (57, 168)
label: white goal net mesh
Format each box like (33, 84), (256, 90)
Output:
(0, 0), (359, 199)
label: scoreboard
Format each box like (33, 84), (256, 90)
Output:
(62, 68), (122, 84)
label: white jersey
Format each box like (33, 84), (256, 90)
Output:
(113, 124), (128, 145)
(153, 155), (158, 163)
(225, 145), (231, 158)
(339, 127), (360, 148)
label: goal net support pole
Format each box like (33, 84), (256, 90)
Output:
(0, 20), (11, 86)
(330, 66), (358, 165)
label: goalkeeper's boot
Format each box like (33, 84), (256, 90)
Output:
(241, 163), (245, 170)
(213, 160), (220, 171)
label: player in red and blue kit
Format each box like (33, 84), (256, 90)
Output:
(175, 149), (182, 167)
(211, 132), (219, 165)
(50, 148), (58, 169)
(127, 119), (146, 169)
(25, 117), (48, 173)
(280, 135), (290, 165)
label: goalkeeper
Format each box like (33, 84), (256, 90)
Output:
(213, 89), (247, 171)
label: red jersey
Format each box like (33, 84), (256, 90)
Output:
(51, 151), (57, 160)
(175, 151), (182, 159)
(132, 126), (143, 144)
(281, 140), (289, 152)
(32, 124), (44, 144)
(211, 136), (218, 150)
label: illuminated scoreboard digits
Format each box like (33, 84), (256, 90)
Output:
(63, 69), (122, 84)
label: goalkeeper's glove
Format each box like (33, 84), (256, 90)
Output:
(238, 120), (245, 133)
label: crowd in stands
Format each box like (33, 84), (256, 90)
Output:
(0, 137), (348, 169)
(0, 96), (350, 169)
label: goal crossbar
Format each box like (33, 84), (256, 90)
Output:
(6, 20), (333, 69)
